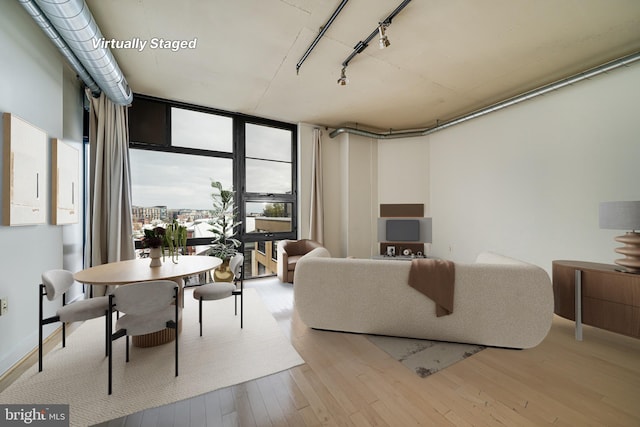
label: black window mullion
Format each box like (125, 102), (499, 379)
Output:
(128, 93), (298, 271)
(234, 117), (246, 240)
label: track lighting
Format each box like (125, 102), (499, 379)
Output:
(335, 0), (411, 86)
(337, 67), (349, 86)
(378, 23), (390, 49)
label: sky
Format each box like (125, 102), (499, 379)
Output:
(129, 149), (232, 210)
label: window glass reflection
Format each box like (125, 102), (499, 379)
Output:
(129, 149), (233, 254)
(245, 202), (292, 233)
(171, 107), (232, 152)
(246, 159), (291, 194)
(245, 124), (291, 161)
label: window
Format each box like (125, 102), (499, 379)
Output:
(242, 122), (296, 236)
(245, 202), (293, 233)
(129, 150), (232, 212)
(171, 107), (232, 152)
(240, 121), (296, 278)
(245, 124), (292, 194)
(128, 95), (296, 279)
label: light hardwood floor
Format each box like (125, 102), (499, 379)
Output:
(4, 277), (640, 426)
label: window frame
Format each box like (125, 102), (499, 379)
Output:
(235, 116), (297, 244)
(128, 94), (297, 250)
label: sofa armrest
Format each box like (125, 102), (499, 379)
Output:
(475, 251), (530, 265)
(300, 246), (330, 259)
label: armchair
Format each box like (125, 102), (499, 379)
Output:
(277, 239), (324, 283)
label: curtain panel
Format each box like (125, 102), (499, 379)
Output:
(85, 90), (135, 279)
(309, 128), (324, 243)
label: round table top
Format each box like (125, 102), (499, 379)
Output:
(73, 255), (222, 285)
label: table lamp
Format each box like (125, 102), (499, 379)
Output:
(599, 201), (640, 273)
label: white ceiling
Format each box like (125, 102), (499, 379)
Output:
(85, 0), (640, 131)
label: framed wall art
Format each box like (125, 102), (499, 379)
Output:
(2, 113), (48, 226)
(51, 138), (79, 225)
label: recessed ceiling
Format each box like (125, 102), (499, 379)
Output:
(85, 0), (640, 131)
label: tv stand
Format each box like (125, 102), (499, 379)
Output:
(372, 254), (428, 261)
(380, 242), (425, 257)
(378, 203), (430, 257)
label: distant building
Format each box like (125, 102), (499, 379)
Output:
(132, 205), (168, 224)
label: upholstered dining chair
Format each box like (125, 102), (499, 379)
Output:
(39, 269), (111, 372)
(108, 280), (179, 395)
(193, 252), (244, 336)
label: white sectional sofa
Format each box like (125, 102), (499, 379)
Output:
(293, 249), (554, 349)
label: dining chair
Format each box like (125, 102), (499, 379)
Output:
(39, 269), (111, 372)
(193, 253), (244, 336)
(107, 280), (179, 395)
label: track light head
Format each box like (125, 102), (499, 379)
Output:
(337, 67), (349, 86)
(378, 23), (390, 49)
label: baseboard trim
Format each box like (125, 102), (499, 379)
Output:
(0, 324), (67, 393)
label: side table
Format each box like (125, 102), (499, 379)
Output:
(552, 260), (640, 340)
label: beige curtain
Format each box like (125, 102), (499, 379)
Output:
(309, 128), (324, 243)
(85, 90), (135, 276)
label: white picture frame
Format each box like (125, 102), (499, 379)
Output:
(52, 138), (79, 225)
(2, 113), (48, 226)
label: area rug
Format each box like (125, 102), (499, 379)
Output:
(0, 288), (304, 427)
(367, 335), (485, 378)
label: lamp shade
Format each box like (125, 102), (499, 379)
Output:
(599, 201), (640, 230)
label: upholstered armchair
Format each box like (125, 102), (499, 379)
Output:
(277, 239), (324, 283)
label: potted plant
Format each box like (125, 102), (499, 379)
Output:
(142, 226), (166, 267)
(208, 180), (241, 281)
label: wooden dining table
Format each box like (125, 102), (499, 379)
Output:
(74, 255), (222, 347)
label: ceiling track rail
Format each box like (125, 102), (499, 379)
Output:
(340, 0), (412, 68)
(296, 0), (350, 74)
(330, 51), (640, 139)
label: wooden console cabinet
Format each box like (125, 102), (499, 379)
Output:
(552, 260), (640, 340)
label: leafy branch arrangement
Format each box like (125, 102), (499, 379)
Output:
(208, 180), (241, 260)
(165, 220), (188, 263)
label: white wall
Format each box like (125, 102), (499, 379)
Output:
(378, 137), (431, 254)
(345, 134), (378, 257)
(0, 1), (85, 376)
(316, 57), (640, 275)
(428, 62), (640, 272)
(378, 136), (430, 210)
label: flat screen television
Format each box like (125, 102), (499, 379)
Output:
(386, 219), (420, 242)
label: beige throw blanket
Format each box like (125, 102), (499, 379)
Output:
(408, 259), (455, 317)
